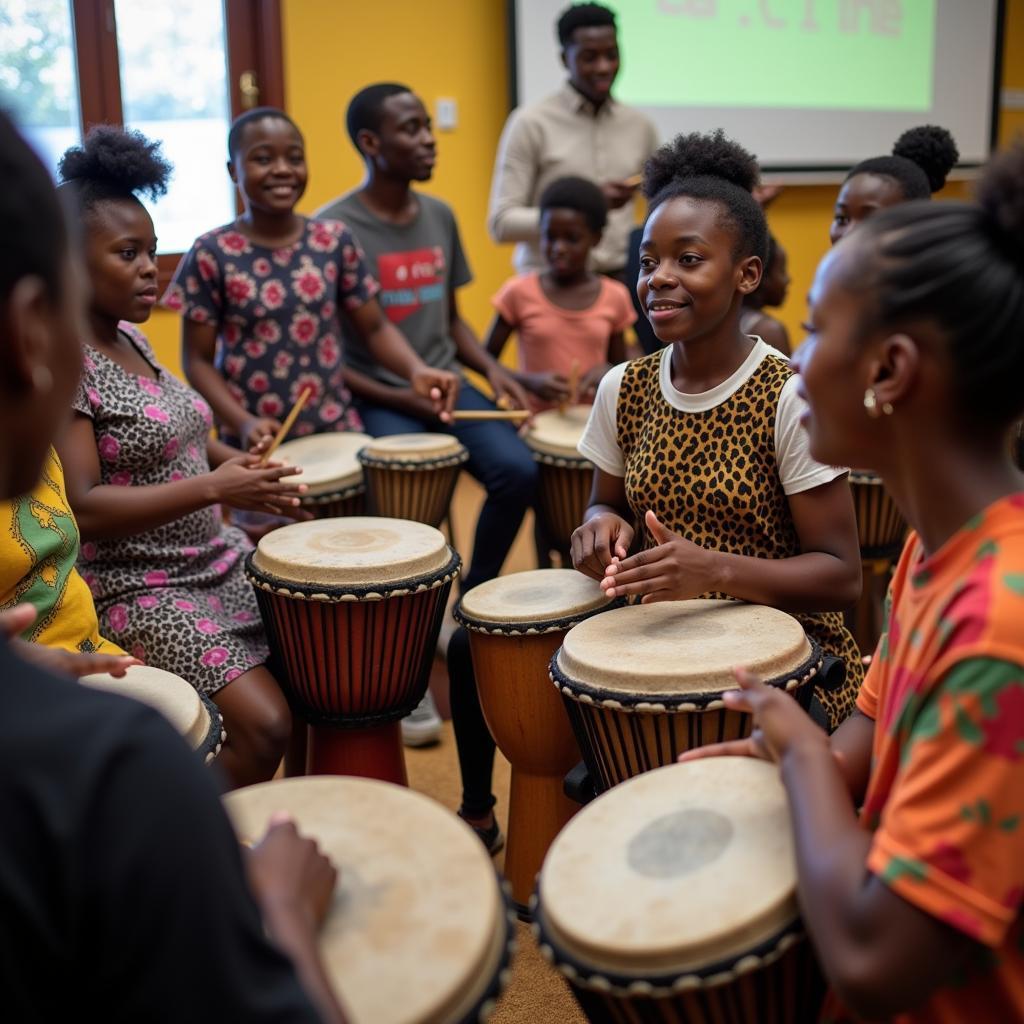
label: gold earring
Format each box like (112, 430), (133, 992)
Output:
(863, 387), (878, 416)
(32, 366), (53, 393)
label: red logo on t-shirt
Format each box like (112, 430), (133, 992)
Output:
(376, 247), (447, 324)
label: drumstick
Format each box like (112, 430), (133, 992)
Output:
(560, 360), (581, 414)
(260, 387), (312, 465)
(450, 409), (531, 422)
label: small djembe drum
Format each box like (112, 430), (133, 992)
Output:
(550, 600), (822, 793)
(454, 568), (615, 916)
(533, 758), (825, 1023)
(225, 776), (515, 1024)
(524, 406), (594, 558)
(276, 432), (370, 519)
(358, 433), (468, 528)
(245, 517), (459, 784)
(80, 663), (225, 765)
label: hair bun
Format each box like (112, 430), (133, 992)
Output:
(642, 129), (759, 199)
(892, 125), (958, 193)
(975, 143), (1024, 262)
(58, 125), (171, 200)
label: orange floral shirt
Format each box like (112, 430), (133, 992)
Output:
(824, 493), (1024, 1023)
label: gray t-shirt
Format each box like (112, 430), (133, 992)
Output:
(315, 190), (472, 386)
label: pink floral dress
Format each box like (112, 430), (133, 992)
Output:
(163, 218), (378, 443)
(71, 325), (268, 695)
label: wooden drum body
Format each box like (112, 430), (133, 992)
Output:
(245, 518), (460, 784)
(278, 432), (370, 519)
(551, 600), (821, 793)
(454, 569), (615, 916)
(81, 663), (225, 764)
(525, 407), (594, 554)
(358, 433), (468, 528)
(533, 759), (824, 1023)
(225, 777), (515, 1024)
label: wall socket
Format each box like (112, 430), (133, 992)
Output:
(436, 98), (458, 131)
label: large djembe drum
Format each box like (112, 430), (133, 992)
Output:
(81, 663), (225, 765)
(245, 518), (459, 784)
(454, 569), (615, 916)
(550, 600), (822, 793)
(225, 776), (515, 1024)
(276, 432), (370, 519)
(524, 406), (594, 556)
(533, 758), (825, 1023)
(358, 433), (468, 527)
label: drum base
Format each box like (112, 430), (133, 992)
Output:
(506, 769), (578, 919)
(307, 722), (408, 787)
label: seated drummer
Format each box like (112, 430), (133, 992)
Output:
(0, 109), (345, 1023)
(315, 83), (538, 596)
(572, 131), (864, 730)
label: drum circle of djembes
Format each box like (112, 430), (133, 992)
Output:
(550, 599), (822, 793)
(244, 517), (459, 784)
(454, 568), (618, 916)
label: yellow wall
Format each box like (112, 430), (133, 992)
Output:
(146, 0), (1024, 375)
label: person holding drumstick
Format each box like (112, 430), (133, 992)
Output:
(55, 127), (302, 790)
(0, 109), (345, 1024)
(681, 143), (1024, 1024)
(572, 131), (864, 729)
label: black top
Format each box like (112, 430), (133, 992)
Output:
(0, 638), (321, 1022)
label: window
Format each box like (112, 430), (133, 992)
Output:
(0, 0), (283, 280)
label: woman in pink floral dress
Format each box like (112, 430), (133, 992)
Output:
(163, 106), (457, 452)
(56, 127), (307, 790)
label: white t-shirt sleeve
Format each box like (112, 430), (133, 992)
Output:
(775, 375), (848, 495)
(577, 362), (628, 477)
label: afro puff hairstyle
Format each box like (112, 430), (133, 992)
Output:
(844, 125), (958, 200)
(539, 175), (608, 234)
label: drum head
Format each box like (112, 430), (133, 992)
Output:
(556, 600), (812, 696)
(359, 433), (466, 463)
(539, 758), (797, 975)
(457, 569), (611, 630)
(277, 433), (369, 495)
(80, 664), (208, 750)
(224, 777), (506, 1024)
(251, 517), (452, 586)
(526, 406), (591, 459)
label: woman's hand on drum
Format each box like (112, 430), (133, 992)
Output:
(486, 365), (533, 414)
(208, 455), (312, 519)
(411, 367), (460, 421)
(600, 511), (720, 602)
(571, 511), (635, 580)
(519, 371), (571, 404)
(241, 415), (282, 451)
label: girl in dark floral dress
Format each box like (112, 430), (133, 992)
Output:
(163, 106), (456, 451)
(56, 127), (306, 790)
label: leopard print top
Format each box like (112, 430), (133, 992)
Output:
(616, 348), (862, 728)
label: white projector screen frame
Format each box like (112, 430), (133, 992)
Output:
(509, 0), (1003, 175)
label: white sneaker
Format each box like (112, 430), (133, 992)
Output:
(402, 690), (443, 747)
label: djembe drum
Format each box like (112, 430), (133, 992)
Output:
(849, 471), (908, 656)
(524, 406), (594, 556)
(454, 569), (615, 916)
(551, 600), (822, 793)
(533, 758), (825, 1023)
(244, 517), (459, 784)
(225, 776), (515, 1024)
(276, 432), (370, 519)
(358, 433), (468, 527)
(80, 663), (225, 764)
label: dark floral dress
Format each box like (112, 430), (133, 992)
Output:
(163, 217), (379, 443)
(72, 325), (268, 694)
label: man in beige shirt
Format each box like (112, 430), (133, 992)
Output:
(488, 2), (659, 278)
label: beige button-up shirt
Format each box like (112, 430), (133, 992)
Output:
(488, 83), (659, 275)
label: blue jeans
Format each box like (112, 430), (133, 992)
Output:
(354, 383), (538, 592)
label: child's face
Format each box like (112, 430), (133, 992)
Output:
(830, 173), (904, 246)
(541, 207), (598, 280)
(637, 196), (759, 344)
(760, 244), (791, 309)
(84, 198), (159, 325)
(230, 117), (307, 215)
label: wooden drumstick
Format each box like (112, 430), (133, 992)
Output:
(561, 360), (581, 414)
(450, 409), (531, 422)
(260, 387), (312, 465)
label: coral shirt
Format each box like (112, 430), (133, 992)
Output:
(824, 493), (1024, 1022)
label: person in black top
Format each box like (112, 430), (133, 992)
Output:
(0, 110), (345, 1023)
